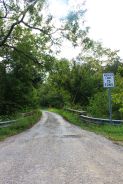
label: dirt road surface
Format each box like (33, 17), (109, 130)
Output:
(0, 111), (123, 184)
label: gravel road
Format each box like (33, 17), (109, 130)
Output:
(0, 111), (123, 184)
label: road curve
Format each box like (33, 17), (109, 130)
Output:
(0, 111), (123, 184)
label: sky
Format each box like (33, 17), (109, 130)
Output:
(49, 0), (123, 59)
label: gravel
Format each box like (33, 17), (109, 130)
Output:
(0, 111), (123, 184)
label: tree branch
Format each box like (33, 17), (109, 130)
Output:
(22, 21), (49, 35)
(4, 44), (42, 66)
(22, 21), (66, 35)
(0, 0), (38, 47)
(0, 18), (24, 47)
(0, 0), (8, 18)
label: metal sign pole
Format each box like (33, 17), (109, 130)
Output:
(108, 88), (112, 124)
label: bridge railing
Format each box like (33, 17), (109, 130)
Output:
(0, 119), (17, 128)
(65, 108), (123, 125)
(0, 111), (34, 128)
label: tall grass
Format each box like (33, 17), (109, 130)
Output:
(0, 109), (42, 141)
(50, 108), (123, 142)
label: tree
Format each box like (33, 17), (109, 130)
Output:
(0, 30), (42, 114)
(0, 0), (54, 62)
(0, 0), (89, 114)
(39, 58), (71, 107)
(112, 65), (123, 118)
(0, 0), (89, 60)
(39, 58), (103, 108)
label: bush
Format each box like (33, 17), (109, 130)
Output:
(87, 91), (109, 118)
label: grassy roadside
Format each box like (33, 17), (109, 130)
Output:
(0, 109), (42, 141)
(49, 108), (123, 143)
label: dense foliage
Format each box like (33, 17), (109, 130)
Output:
(0, 0), (123, 120)
(39, 54), (123, 119)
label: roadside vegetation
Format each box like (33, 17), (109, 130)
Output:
(0, 109), (42, 141)
(40, 57), (123, 120)
(0, 0), (123, 141)
(50, 108), (123, 142)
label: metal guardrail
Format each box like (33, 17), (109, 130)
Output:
(65, 108), (86, 115)
(0, 120), (17, 128)
(65, 108), (123, 125)
(80, 115), (123, 125)
(0, 111), (34, 128)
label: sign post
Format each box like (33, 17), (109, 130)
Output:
(103, 73), (114, 123)
(108, 88), (112, 123)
